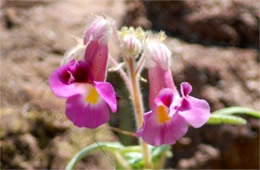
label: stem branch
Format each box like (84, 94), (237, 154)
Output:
(135, 53), (146, 75)
(109, 126), (137, 137)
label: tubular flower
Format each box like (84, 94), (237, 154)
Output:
(49, 59), (117, 128)
(137, 83), (210, 146)
(138, 39), (210, 146)
(144, 39), (177, 108)
(49, 17), (117, 128)
(84, 16), (112, 81)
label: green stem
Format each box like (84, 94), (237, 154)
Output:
(154, 152), (167, 169)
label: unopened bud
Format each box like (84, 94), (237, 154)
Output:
(122, 34), (142, 57)
(119, 26), (147, 58)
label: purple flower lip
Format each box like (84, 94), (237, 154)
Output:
(58, 60), (93, 85)
(137, 83), (210, 146)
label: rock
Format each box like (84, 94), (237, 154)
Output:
(124, 0), (259, 48)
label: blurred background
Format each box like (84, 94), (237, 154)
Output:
(0, 0), (259, 169)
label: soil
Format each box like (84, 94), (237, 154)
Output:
(1, 0), (259, 169)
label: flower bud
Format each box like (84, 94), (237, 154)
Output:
(119, 26), (146, 58)
(122, 34), (142, 57)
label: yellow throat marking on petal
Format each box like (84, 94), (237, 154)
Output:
(85, 85), (99, 104)
(157, 105), (170, 123)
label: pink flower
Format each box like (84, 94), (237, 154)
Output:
(49, 17), (117, 128)
(137, 83), (210, 146)
(138, 40), (210, 146)
(144, 40), (178, 108)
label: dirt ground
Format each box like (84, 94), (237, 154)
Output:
(1, 0), (259, 169)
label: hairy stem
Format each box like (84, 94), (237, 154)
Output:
(135, 53), (146, 75)
(109, 126), (137, 137)
(108, 55), (132, 93)
(128, 57), (152, 169)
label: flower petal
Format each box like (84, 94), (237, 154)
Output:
(148, 67), (177, 108)
(68, 60), (93, 83)
(94, 81), (117, 112)
(66, 94), (110, 128)
(136, 111), (164, 146)
(145, 40), (171, 70)
(84, 41), (108, 81)
(137, 110), (188, 146)
(84, 17), (111, 45)
(49, 61), (86, 98)
(178, 96), (211, 128)
(83, 17), (111, 81)
(136, 111), (152, 136)
(168, 113), (188, 142)
(180, 82), (192, 97)
(154, 88), (174, 108)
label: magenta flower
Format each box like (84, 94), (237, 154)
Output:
(137, 83), (210, 146)
(49, 17), (117, 128)
(49, 59), (117, 128)
(138, 39), (210, 146)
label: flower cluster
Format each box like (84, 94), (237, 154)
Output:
(49, 16), (210, 146)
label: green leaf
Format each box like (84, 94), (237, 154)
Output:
(65, 142), (123, 170)
(207, 114), (247, 125)
(151, 145), (170, 159)
(123, 152), (143, 168)
(118, 145), (172, 169)
(120, 145), (142, 155)
(212, 106), (260, 118)
(151, 145), (172, 169)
